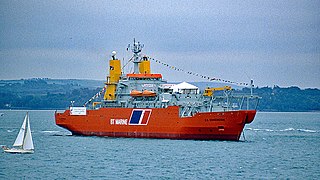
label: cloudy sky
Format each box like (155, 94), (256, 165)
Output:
(0, 0), (319, 88)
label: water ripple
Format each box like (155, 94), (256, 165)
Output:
(246, 127), (318, 133)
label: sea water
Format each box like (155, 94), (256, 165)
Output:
(0, 110), (319, 179)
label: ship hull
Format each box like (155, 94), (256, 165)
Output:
(55, 106), (256, 141)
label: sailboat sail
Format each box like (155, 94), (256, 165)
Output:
(13, 114), (27, 147)
(23, 115), (34, 150)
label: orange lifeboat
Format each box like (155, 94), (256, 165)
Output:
(130, 90), (143, 97)
(142, 90), (156, 97)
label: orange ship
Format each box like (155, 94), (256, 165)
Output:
(55, 40), (259, 141)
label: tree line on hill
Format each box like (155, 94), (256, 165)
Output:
(0, 78), (319, 111)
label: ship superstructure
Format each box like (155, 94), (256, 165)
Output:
(55, 40), (260, 140)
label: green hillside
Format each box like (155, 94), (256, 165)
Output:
(0, 78), (319, 111)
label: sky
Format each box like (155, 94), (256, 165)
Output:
(0, 0), (319, 88)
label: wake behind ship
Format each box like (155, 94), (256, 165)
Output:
(55, 40), (260, 140)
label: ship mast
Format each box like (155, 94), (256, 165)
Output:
(129, 39), (144, 74)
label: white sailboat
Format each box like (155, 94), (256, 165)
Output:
(2, 113), (34, 154)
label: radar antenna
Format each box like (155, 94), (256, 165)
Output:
(127, 38), (144, 74)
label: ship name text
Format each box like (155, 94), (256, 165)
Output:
(110, 119), (128, 125)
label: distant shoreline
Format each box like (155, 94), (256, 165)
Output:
(1, 109), (319, 113)
(1, 78), (319, 112)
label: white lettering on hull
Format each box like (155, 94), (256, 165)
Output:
(110, 119), (128, 125)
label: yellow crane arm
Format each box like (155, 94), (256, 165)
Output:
(203, 86), (232, 96)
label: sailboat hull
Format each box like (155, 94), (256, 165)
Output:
(2, 147), (34, 154)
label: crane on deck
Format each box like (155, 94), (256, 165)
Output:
(203, 86), (232, 97)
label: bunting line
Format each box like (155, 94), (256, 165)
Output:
(83, 86), (106, 106)
(147, 56), (250, 86)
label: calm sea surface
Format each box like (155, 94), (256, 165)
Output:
(0, 110), (319, 179)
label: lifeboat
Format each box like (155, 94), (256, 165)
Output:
(142, 90), (156, 97)
(130, 90), (143, 97)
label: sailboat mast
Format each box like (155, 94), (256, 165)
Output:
(21, 112), (28, 149)
(22, 112), (28, 147)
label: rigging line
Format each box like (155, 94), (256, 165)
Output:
(83, 86), (106, 106)
(121, 56), (134, 71)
